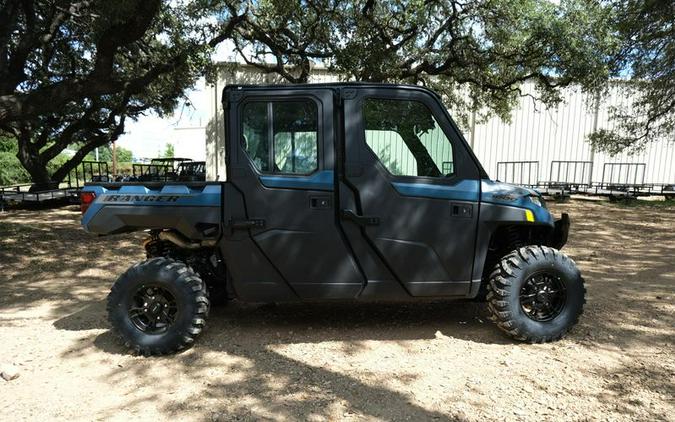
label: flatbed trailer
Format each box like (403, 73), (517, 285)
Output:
(492, 160), (673, 200)
(0, 160), (110, 210)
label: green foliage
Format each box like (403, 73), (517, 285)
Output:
(0, 152), (30, 186)
(0, 135), (27, 185)
(610, 198), (675, 208)
(1, 0), (667, 182)
(588, 0), (675, 155)
(222, 0), (618, 127)
(46, 154), (71, 179)
(0, 147), (84, 186)
(0, 0), (221, 184)
(0, 136), (17, 153)
(163, 143), (175, 158)
(85, 145), (134, 163)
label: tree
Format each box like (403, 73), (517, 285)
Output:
(0, 0), (242, 187)
(163, 143), (175, 158)
(1, 0), (656, 186)
(86, 145), (133, 163)
(588, 0), (675, 154)
(0, 135), (29, 185)
(0, 135), (69, 185)
(222, 0), (617, 127)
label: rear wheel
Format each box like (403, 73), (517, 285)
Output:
(487, 245), (585, 342)
(107, 257), (210, 355)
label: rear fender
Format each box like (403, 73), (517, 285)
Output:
(81, 184), (221, 240)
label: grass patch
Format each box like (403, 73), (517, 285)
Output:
(609, 198), (675, 208)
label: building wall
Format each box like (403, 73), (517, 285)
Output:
(204, 63), (675, 184)
(171, 127), (206, 161)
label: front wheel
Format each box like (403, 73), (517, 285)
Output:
(486, 245), (585, 343)
(107, 257), (210, 355)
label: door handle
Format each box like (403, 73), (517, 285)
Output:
(341, 209), (380, 226)
(228, 218), (265, 229)
(451, 203), (473, 218)
(309, 195), (331, 209)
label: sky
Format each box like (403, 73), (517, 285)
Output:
(116, 80), (208, 159)
(115, 42), (239, 160)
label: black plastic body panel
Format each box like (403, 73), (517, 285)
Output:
(338, 86), (482, 297)
(221, 87), (363, 301)
(86, 205), (220, 239)
(469, 201), (560, 295)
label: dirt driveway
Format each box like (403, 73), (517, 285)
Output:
(0, 199), (673, 421)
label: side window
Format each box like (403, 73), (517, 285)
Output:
(241, 100), (318, 174)
(363, 98), (454, 178)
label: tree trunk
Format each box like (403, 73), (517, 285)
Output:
(399, 129), (441, 177)
(15, 131), (54, 190)
(16, 152), (53, 190)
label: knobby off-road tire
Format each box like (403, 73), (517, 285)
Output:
(107, 257), (210, 355)
(486, 245), (585, 343)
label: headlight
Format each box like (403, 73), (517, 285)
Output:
(529, 195), (546, 208)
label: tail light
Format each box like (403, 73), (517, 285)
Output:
(80, 191), (96, 214)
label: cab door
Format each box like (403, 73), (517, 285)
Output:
(339, 87), (482, 297)
(220, 87), (363, 301)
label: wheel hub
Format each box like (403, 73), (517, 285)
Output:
(519, 272), (567, 322)
(128, 285), (178, 334)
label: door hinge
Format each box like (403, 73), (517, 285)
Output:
(339, 88), (357, 103)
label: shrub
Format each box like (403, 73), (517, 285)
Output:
(0, 152), (30, 186)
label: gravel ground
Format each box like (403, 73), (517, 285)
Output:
(0, 199), (673, 421)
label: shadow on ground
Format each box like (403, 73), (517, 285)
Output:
(2, 200), (674, 421)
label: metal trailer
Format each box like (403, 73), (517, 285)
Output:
(591, 163), (650, 199)
(495, 161), (540, 188)
(132, 158), (193, 182)
(0, 185), (72, 210)
(0, 160), (110, 210)
(537, 161), (594, 199)
(492, 160), (673, 201)
(73, 161), (111, 188)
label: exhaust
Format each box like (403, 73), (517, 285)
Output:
(157, 231), (216, 249)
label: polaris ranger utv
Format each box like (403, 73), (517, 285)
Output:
(81, 83), (584, 355)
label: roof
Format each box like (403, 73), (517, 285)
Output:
(222, 82), (440, 101)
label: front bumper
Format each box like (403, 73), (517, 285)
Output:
(550, 213), (570, 249)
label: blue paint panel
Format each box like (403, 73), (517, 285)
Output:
(160, 185), (191, 194)
(259, 170), (334, 191)
(392, 179), (480, 202)
(80, 184), (221, 231)
(480, 180), (553, 224)
(116, 186), (150, 194)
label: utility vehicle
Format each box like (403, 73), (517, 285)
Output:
(131, 158), (193, 182)
(81, 83), (585, 355)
